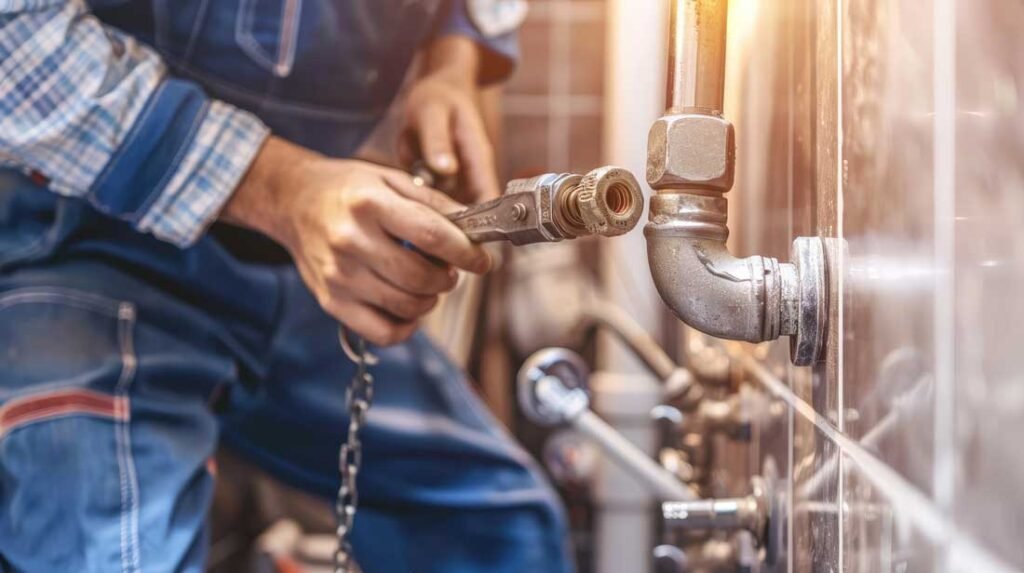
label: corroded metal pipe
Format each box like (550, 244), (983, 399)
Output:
(646, 193), (805, 344)
(645, 0), (827, 365)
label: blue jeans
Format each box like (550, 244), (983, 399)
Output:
(0, 171), (572, 572)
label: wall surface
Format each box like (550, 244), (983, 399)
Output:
(503, 0), (608, 179)
(718, 0), (1024, 571)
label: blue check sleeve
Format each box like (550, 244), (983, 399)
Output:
(0, 0), (269, 247)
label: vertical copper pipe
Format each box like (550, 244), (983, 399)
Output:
(666, 0), (730, 113)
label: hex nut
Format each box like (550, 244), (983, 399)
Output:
(646, 113), (736, 192)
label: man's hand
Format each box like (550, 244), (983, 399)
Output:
(401, 36), (501, 203)
(223, 137), (492, 346)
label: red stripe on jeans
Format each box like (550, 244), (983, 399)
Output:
(0, 389), (129, 437)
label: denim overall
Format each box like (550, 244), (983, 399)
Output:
(0, 1), (571, 571)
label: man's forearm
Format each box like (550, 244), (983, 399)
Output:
(423, 36), (482, 85)
(220, 136), (318, 249)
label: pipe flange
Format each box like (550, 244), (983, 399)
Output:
(789, 237), (828, 366)
(762, 457), (787, 567)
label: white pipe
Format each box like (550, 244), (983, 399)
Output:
(600, 0), (667, 376)
(598, 4), (668, 573)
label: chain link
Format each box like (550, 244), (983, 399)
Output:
(333, 165), (431, 572)
(335, 327), (377, 573)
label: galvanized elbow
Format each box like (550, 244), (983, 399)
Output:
(644, 124), (827, 365)
(645, 192), (797, 344)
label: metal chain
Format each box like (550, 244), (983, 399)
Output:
(335, 327), (378, 573)
(333, 165), (428, 572)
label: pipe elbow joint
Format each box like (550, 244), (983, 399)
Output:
(644, 193), (827, 366)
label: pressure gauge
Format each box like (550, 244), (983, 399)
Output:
(467, 0), (529, 38)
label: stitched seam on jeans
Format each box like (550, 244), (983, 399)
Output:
(0, 374), (118, 402)
(0, 288), (122, 315)
(114, 303), (141, 573)
(0, 288), (129, 404)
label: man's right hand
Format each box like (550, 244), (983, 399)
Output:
(222, 136), (492, 346)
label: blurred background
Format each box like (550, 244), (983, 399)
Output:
(209, 1), (1024, 572)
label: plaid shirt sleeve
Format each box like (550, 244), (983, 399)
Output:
(0, 0), (270, 247)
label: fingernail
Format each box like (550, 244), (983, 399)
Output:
(433, 153), (456, 173)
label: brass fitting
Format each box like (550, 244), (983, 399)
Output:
(450, 166), (644, 245)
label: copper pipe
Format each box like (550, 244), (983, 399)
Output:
(666, 0), (730, 114)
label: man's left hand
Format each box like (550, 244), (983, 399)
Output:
(401, 36), (501, 203)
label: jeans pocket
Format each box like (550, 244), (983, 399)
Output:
(235, 0), (303, 77)
(0, 289), (142, 572)
(0, 288), (136, 402)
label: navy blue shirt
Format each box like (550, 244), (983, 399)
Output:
(92, 0), (518, 158)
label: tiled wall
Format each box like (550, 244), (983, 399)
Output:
(502, 0), (607, 180)
(719, 0), (1024, 571)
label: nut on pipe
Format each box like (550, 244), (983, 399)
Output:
(555, 166), (644, 238)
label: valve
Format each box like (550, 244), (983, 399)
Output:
(662, 476), (770, 545)
(517, 348), (697, 501)
(661, 461), (787, 569)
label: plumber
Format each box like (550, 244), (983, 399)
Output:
(0, 1), (571, 571)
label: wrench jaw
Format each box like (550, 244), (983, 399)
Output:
(447, 173), (576, 245)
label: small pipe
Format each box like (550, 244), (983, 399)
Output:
(667, 0), (730, 113)
(662, 496), (758, 530)
(650, 0), (797, 344)
(570, 305), (696, 399)
(519, 351), (697, 501)
(575, 410), (697, 501)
